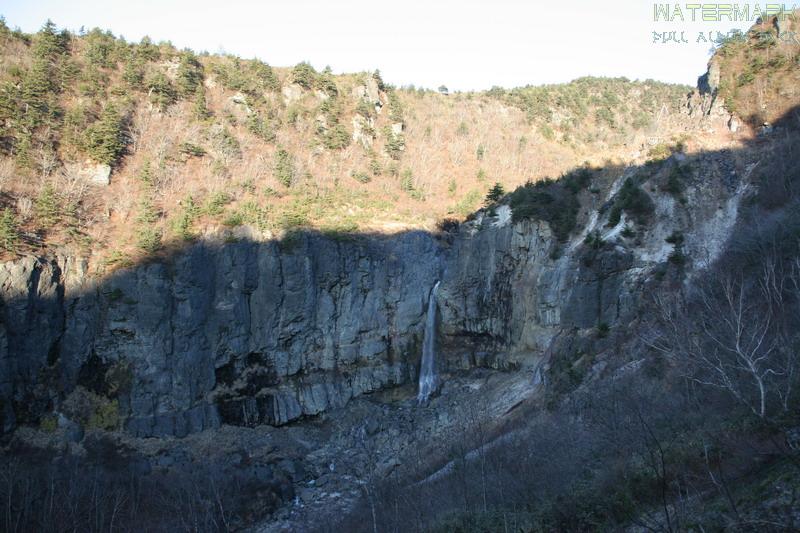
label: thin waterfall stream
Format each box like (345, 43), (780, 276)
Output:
(417, 281), (440, 403)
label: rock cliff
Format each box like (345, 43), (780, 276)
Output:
(1, 232), (440, 436)
(0, 137), (747, 438)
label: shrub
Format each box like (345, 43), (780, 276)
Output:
(251, 59), (279, 92)
(84, 28), (118, 68)
(291, 61), (317, 89)
(316, 66), (338, 96)
(87, 397), (120, 430)
(584, 230), (605, 249)
(273, 148), (295, 187)
(400, 169), (414, 192)
(238, 201), (270, 231)
(737, 71), (755, 87)
(454, 189), (482, 216)
(595, 107), (615, 128)
(509, 178), (581, 241)
(322, 124), (350, 150)
(607, 178), (654, 227)
(136, 227), (162, 252)
(203, 191), (231, 216)
(666, 231), (686, 265)
(662, 165), (687, 197)
(39, 414), (58, 432)
(372, 69), (385, 91)
(647, 143), (672, 162)
(246, 113), (276, 142)
(351, 170), (370, 184)
(562, 167), (593, 194)
(539, 124), (555, 140)
(137, 160), (154, 185)
(621, 225), (635, 238)
(222, 211), (244, 227)
(211, 126), (241, 161)
(369, 158), (382, 176)
(178, 142), (205, 158)
(384, 131), (405, 159)
(436, 218), (460, 233)
(0, 208), (20, 252)
(172, 195), (199, 240)
(192, 86), (211, 120)
(448, 178), (457, 196)
(476, 144), (485, 160)
(277, 208), (308, 229)
(356, 99), (374, 118)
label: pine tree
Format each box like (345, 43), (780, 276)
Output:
(14, 133), (33, 169)
(372, 69), (385, 91)
(85, 104), (124, 165)
(146, 72), (177, 110)
(192, 86), (211, 121)
(273, 148), (295, 187)
(136, 227), (162, 252)
(252, 59), (279, 92)
(21, 57), (54, 122)
(122, 58), (145, 89)
(291, 62), (317, 90)
(84, 28), (116, 68)
(176, 51), (203, 98)
(485, 182), (505, 205)
(316, 66), (338, 96)
(0, 208), (20, 252)
(35, 183), (60, 227)
(32, 20), (67, 60)
(136, 196), (159, 225)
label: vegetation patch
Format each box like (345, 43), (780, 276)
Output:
(607, 177), (654, 227)
(508, 167), (593, 241)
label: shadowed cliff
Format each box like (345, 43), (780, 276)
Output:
(2, 102), (798, 441)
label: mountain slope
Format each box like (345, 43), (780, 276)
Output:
(0, 19), (695, 269)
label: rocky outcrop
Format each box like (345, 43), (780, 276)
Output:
(79, 161), (112, 186)
(352, 115), (375, 148)
(281, 83), (305, 104)
(351, 77), (384, 113)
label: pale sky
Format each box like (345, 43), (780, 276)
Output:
(1, 0), (760, 90)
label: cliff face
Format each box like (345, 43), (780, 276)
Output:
(0, 232), (441, 436)
(0, 139), (746, 438)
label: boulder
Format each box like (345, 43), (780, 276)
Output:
(282, 83), (305, 104)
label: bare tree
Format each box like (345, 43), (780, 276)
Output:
(649, 254), (800, 422)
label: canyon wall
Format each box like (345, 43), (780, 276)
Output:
(0, 149), (745, 437)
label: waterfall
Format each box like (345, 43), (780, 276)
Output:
(417, 281), (440, 404)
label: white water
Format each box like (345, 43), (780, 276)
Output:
(417, 281), (440, 404)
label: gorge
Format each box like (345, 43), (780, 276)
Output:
(1, 11), (799, 532)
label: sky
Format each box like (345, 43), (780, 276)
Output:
(1, 0), (762, 91)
